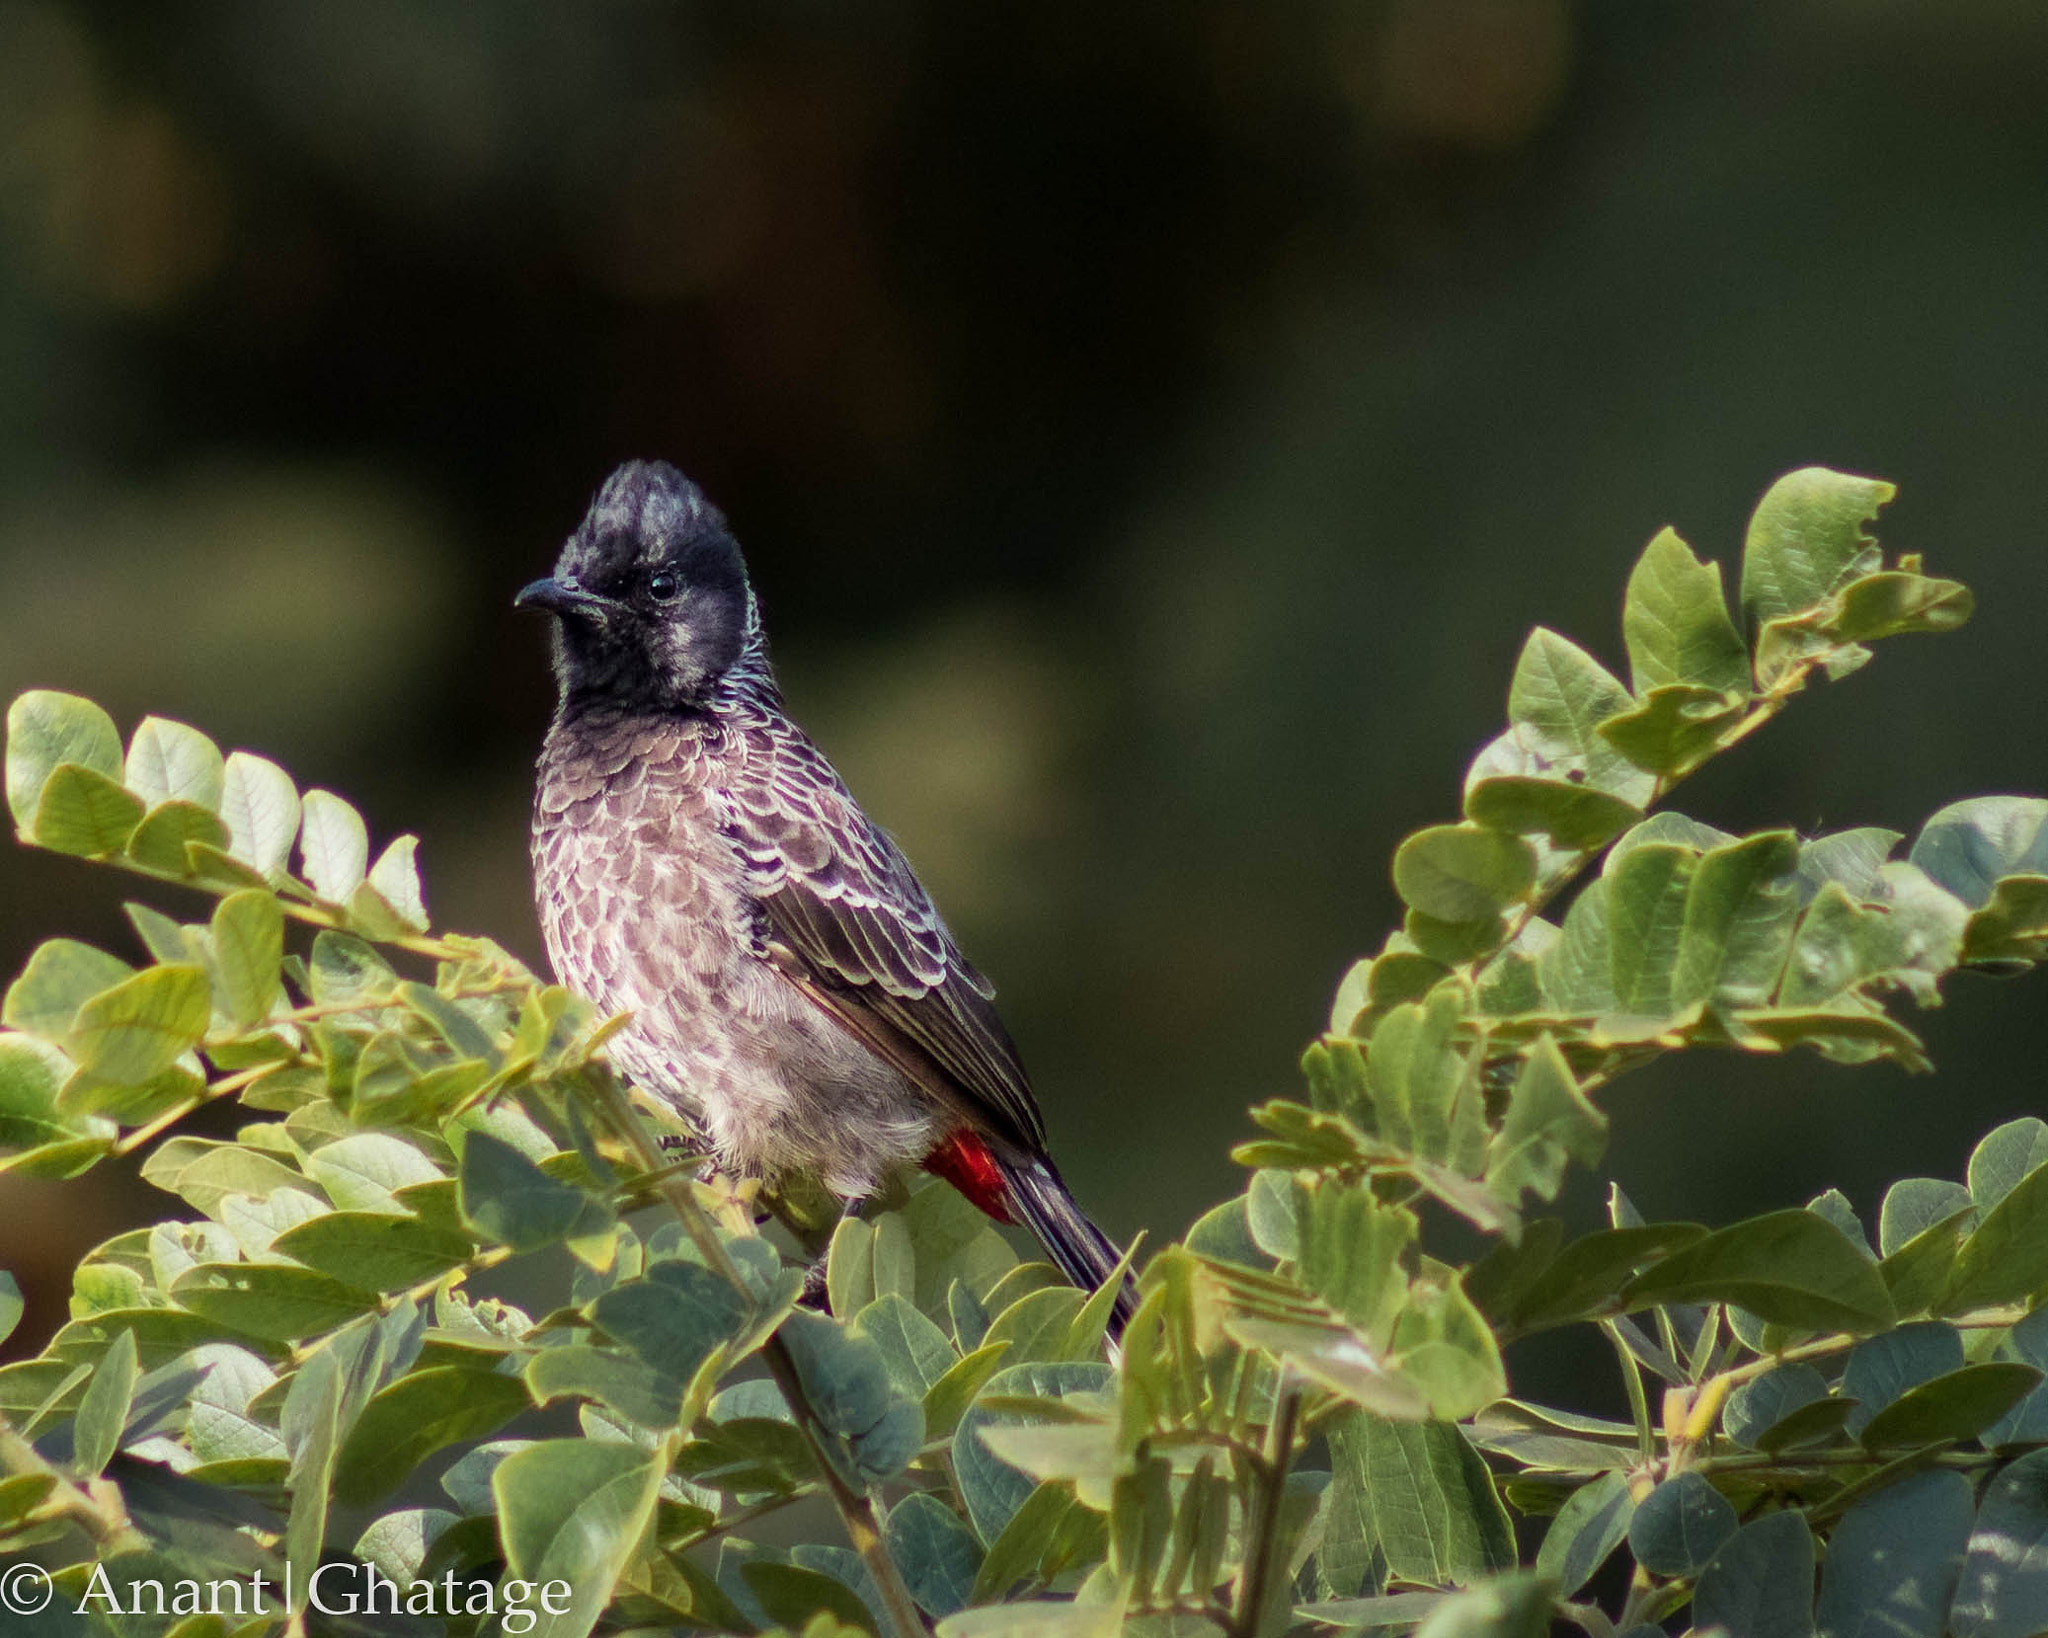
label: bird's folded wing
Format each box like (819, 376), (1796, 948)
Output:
(716, 728), (1050, 1156)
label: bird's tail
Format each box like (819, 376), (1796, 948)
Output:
(997, 1154), (1140, 1341)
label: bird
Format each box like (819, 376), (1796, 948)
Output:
(518, 459), (1137, 1337)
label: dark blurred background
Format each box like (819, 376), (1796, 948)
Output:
(5, 1), (2048, 1389)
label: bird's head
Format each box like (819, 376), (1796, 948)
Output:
(517, 461), (760, 711)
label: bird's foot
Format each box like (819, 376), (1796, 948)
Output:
(798, 1247), (831, 1313)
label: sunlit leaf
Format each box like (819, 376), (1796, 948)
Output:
(6, 690), (124, 829)
(1621, 526), (1749, 696)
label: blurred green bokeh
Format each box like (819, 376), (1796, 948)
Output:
(5, 2), (2048, 1397)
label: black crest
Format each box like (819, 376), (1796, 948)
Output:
(518, 460), (759, 710)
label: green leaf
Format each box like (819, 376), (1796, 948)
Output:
(954, 1361), (1111, 1545)
(1362, 985), (1485, 1170)
(1882, 1202), (1975, 1320)
(1536, 877), (1617, 1014)
(300, 787), (370, 901)
(1733, 1002), (1931, 1072)
(1673, 831), (1801, 1008)
(1950, 1448), (2048, 1638)
(1629, 1469), (1737, 1576)
(1820, 568), (1974, 643)
(210, 890), (283, 1028)
(1797, 827), (1902, 902)
(71, 1327), (139, 1475)
(977, 1419), (1119, 1489)
(924, 1342), (1012, 1443)
(1531, 1472), (1631, 1598)
(1964, 876), (2048, 963)
(1605, 842), (1696, 1017)
(272, 1211), (473, 1291)
(1860, 1363), (2042, 1450)
(1300, 1182), (1414, 1350)
(1943, 1158), (2048, 1314)
(367, 834), (428, 930)
(309, 930), (401, 1007)
(4, 937), (133, 1040)
(1622, 1207), (1895, 1334)
(461, 1130), (605, 1251)
(1988, 1310), (2048, 1449)
(357, 1506), (458, 1588)
(494, 1439), (665, 1638)
(1725, 1363), (1831, 1450)
(68, 964), (212, 1084)
(741, 1560), (879, 1634)
(125, 716), (225, 811)
(594, 1262), (748, 1390)
(1410, 1572), (1556, 1638)
(125, 799), (231, 876)
(1406, 908), (1508, 968)
(1841, 1323), (1964, 1437)
(184, 1343), (284, 1463)
(1494, 1222), (1706, 1333)
(1463, 777), (1642, 853)
(527, 1344), (684, 1431)
(6, 689), (123, 828)
(966, 1481), (1075, 1602)
(1622, 526), (1751, 696)
(856, 1292), (959, 1400)
(1969, 1119), (2048, 1214)
(1741, 466), (1897, 628)
(1780, 883), (1875, 1008)
(0, 1271), (19, 1348)
(304, 1130), (444, 1213)
(1502, 627), (1652, 804)
(1332, 1412), (1514, 1586)
(827, 1215), (876, 1322)
(1298, 1592), (1460, 1631)
(1916, 799), (2048, 906)
(1485, 1034), (1606, 1207)
(332, 1365), (534, 1505)
(1595, 684), (1747, 778)
(901, 1175), (1018, 1318)
(1808, 1186), (1872, 1257)
(1815, 1468), (1972, 1638)
(1693, 1510), (1816, 1638)
(219, 751), (301, 876)
(1389, 1269), (1507, 1419)
(1394, 825), (1538, 923)
(887, 1490), (985, 1619)
(1185, 1193), (1266, 1270)
(284, 1346), (343, 1599)
(1863, 863), (1970, 1005)
(170, 1262), (377, 1342)
(30, 764), (147, 856)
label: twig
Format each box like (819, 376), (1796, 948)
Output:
(0, 1416), (149, 1555)
(1230, 1370), (1300, 1638)
(575, 1067), (930, 1638)
(111, 1058), (309, 1156)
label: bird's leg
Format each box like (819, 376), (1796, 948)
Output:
(797, 1196), (868, 1313)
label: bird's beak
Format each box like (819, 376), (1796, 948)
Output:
(515, 577), (614, 620)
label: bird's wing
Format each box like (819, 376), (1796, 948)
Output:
(713, 717), (1050, 1156)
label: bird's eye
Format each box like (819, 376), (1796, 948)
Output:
(647, 571), (679, 602)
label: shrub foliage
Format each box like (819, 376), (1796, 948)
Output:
(3, 467), (2047, 1637)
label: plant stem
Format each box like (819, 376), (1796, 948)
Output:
(111, 1058), (307, 1156)
(577, 1067), (930, 1638)
(0, 1416), (149, 1555)
(1231, 1371), (1300, 1638)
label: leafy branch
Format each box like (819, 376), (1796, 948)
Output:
(3, 466), (2048, 1638)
